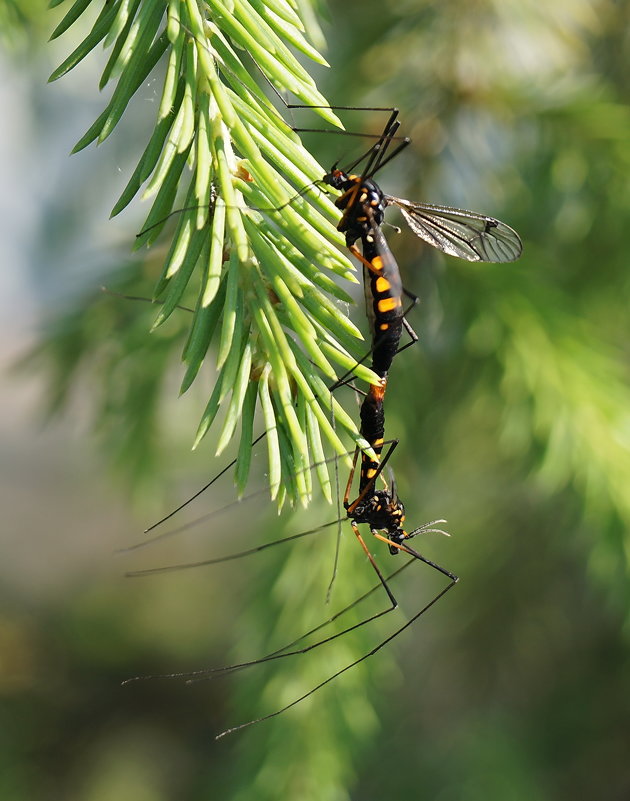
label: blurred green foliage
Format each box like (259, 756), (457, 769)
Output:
(0, 0), (48, 48)
(3, 1), (630, 800)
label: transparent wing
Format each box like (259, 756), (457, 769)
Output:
(385, 195), (523, 263)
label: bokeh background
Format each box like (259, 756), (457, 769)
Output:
(2, 1), (630, 799)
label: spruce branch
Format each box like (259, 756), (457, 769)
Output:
(48, 0), (380, 505)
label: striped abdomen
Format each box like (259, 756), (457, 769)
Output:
(359, 382), (386, 493)
(361, 227), (405, 380)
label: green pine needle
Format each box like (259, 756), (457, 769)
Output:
(50, 0), (381, 506)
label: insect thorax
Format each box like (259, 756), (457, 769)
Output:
(350, 488), (405, 534)
(324, 171), (386, 220)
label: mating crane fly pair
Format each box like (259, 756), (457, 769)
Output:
(319, 104), (520, 575)
(125, 104), (522, 739)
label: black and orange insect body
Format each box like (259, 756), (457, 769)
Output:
(325, 172), (387, 249)
(357, 381), (386, 492)
(350, 223), (409, 506)
(342, 202), (409, 504)
(348, 426), (407, 559)
(324, 216), (414, 399)
(343, 431), (451, 570)
(360, 224), (407, 381)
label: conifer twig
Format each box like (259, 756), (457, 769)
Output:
(49, 0), (380, 505)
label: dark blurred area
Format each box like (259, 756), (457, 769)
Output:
(2, 1), (630, 799)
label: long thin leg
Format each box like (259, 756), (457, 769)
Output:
(110, 290), (402, 548)
(126, 458), (445, 689)
(206, 559), (415, 675)
(179, 494), (452, 691)
(285, 104), (399, 113)
(125, 518), (343, 578)
(137, 125), (411, 262)
(123, 438), (400, 564)
(143, 432), (268, 533)
(248, 68), (407, 148)
(139, 441), (380, 539)
(214, 555), (458, 739)
(125, 557), (416, 685)
(135, 178), (327, 238)
(324, 413), (344, 605)
(106, 280), (415, 405)
(366, 137), (412, 180)
(133, 72), (409, 240)
(329, 321), (419, 392)
(360, 123), (409, 182)
(370, 120), (401, 174)
(175, 521), (400, 680)
(100, 287), (195, 314)
(341, 109), (400, 176)
(345, 440), (400, 513)
(342, 446), (362, 507)
(230, 44), (410, 151)
(178, 25), (412, 210)
(178, 521), (453, 685)
(268, 103), (410, 184)
(324, 107), (409, 185)
(373, 535), (458, 583)
(119, 487), (275, 553)
(329, 350), (375, 393)
(394, 296), (420, 356)
(183, 20), (403, 137)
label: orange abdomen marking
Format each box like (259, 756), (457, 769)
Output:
(370, 256), (384, 271)
(377, 297), (400, 313)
